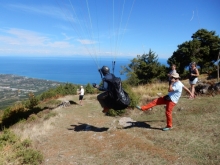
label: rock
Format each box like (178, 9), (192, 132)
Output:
(118, 117), (136, 127)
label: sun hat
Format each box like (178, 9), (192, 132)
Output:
(171, 73), (180, 79)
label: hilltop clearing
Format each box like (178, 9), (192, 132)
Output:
(11, 94), (220, 165)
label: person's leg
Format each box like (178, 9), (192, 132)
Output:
(80, 95), (83, 105)
(165, 101), (176, 128)
(141, 97), (166, 111)
(191, 84), (195, 96)
(79, 95), (81, 105)
(97, 92), (110, 113)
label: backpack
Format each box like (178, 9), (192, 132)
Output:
(103, 74), (130, 110)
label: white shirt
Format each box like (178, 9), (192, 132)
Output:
(80, 88), (84, 95)
(168, 81), (184, 103)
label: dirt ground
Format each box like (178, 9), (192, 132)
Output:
(15, 94), (220, 165)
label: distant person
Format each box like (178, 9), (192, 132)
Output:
(167, 64), (177, 85)
(79, 86), (84, 106)
(136, 73), (193, 131)
(189, 62), (199, 99)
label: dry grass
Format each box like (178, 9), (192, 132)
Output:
(132, 83), (168, 96)
(12, 113), (61, 142)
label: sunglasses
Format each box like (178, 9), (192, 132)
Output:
(171, 77), (178, 80)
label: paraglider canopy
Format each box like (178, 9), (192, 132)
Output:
(57, 0), (136, 73)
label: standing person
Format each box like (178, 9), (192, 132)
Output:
(93, 66), (113, 113)
(136, 73), (193, 131)
(167, 64), (177, 85)
(79, 86), (84, 106)
(189, 62), (199, 98)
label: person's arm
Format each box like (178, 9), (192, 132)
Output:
(195, 69), (199, 76)
(168, 84), (173, 92)
(183, 86), (194, 97)
(98, 80), (108, 91)
(168, 79), (175, 92)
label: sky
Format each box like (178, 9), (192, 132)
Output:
(0, 0), (219, 60)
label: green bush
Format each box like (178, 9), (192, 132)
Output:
(0, 129), (43, 165)
(15, 148), (43, 165)
(27, 114), (38, 122)
(105, 82), (139, 116)
(28, 92), (39, 109)
(85, 83), (96, 94)
(122, 82), (140, 108)
(106, 109), (126, 117)
(38, 83), (77, 101)
(0, 129), (18, 147)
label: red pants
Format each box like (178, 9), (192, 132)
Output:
(141, 97), (176, 128)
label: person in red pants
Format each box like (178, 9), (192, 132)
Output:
(136, 73), (193, 131)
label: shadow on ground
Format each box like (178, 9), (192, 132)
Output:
(69, 100), (78, 105)
(68, 123), (109, 132)
(123, 121), (163, 130)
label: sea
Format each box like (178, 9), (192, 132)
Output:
(0, 56), (168, 85)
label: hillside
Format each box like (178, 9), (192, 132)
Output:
(0, 74), (63, 109)
(10, 93), (220, 165)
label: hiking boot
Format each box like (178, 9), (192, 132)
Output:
(102, 107), (109, 113)
(136, 105), (142, 110)
(162, 127), (172, 131)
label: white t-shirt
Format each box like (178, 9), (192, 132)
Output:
(80, 88), (84, 95)
(168, 81), (184, 103)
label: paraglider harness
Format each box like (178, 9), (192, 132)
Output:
(98, 69), (130, 110)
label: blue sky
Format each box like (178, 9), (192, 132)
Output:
(0, 0), (219, 59)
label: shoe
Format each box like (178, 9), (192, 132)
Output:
(162, 127), (172, 131)
(136, 105), (142, 110)
(102, 107), (109, 113)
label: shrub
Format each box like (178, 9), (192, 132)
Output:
(122, 82), (140, 108)
(27, 114), (38, 122)
(85, 83), (96, 94)
(0, 129), (18, 146)
(105, 82), (140, 116)
(15, 148), (43, 165)
(107, 109), (126, 117)
(44, 111), (57, 120)
(38, 83), (77, 101)
(28, 92), (39, 109)
(0, 129), (43, 165)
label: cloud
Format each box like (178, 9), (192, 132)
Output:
(0, 28), (78, 56)
(6, 3), (73, 22)
(0, 28), (48, 46)
(77, 39), (97, 45)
